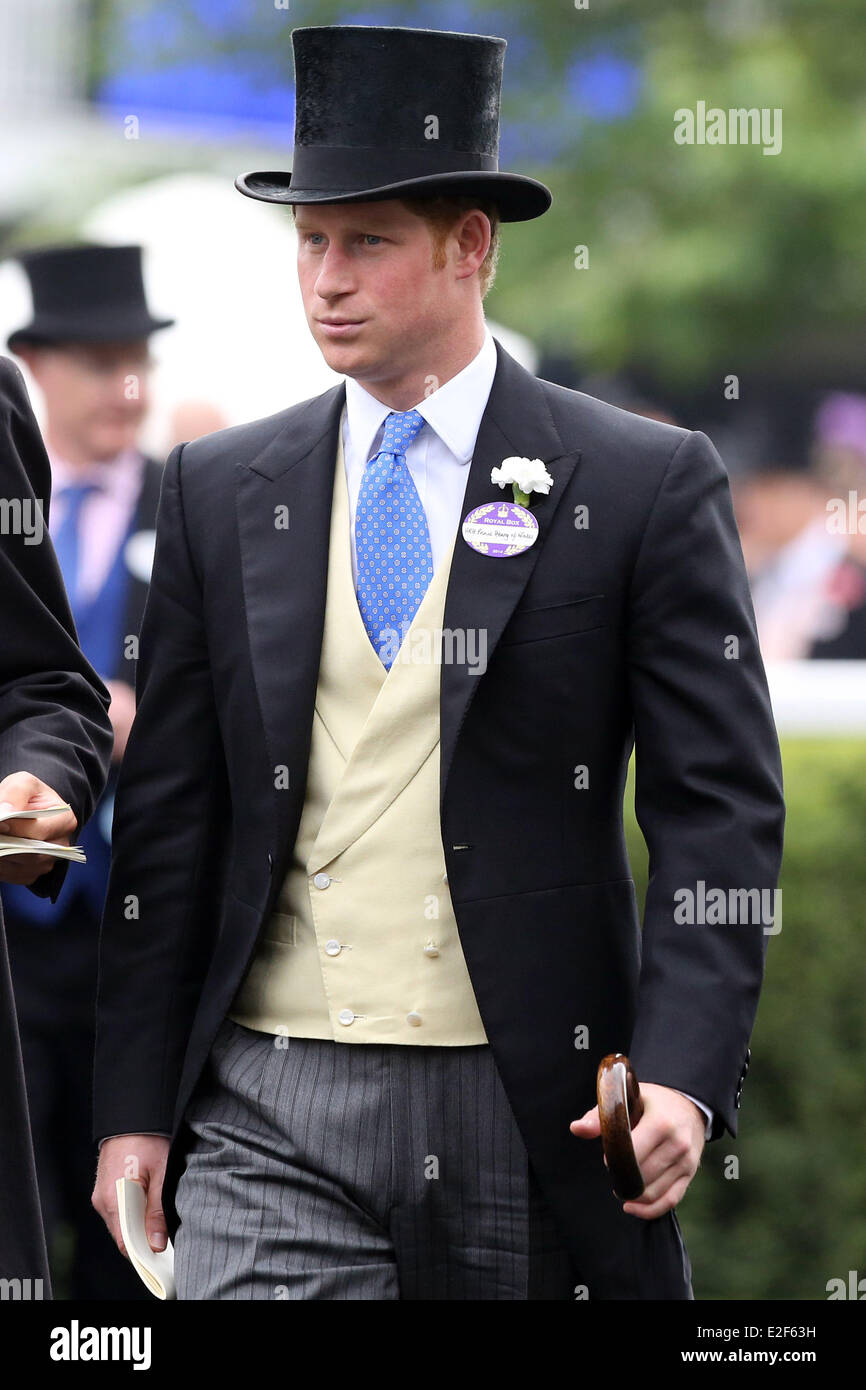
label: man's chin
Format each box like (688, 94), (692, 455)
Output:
(317, 338), (376, 378)
(89, 432), (138, 461)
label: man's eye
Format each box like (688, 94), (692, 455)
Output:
(363, 235), (382, 245)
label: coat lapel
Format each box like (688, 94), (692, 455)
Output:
(439, 339), (581, 815)
(236, 382), (346, 868)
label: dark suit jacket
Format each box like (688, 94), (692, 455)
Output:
(94, 338), (785, 1299)
(0, 454), (164, 1023)
(0, 356), (113, 1287)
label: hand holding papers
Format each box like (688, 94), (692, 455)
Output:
(0, 802), (86, 861)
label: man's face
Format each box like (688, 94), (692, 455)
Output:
(24, 340), (151, 461)
(295, 200), (466, 388)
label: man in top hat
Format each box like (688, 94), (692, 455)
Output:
(4, 243), (172, 1298)
(92, 26), (784, 1299)
(0, 354), (113, 1296)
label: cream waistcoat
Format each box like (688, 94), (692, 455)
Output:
(229, 411), (488, 1044)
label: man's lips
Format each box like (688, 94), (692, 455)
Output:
(317, 318), (366, 336)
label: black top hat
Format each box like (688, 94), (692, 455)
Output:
(236, 25), (552, 223)
(7, 244), (174, 352)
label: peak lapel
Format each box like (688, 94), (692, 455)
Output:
(439, 339), (582, 816)
(235, 383), (345, 861)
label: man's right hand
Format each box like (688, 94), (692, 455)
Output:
(0, 771), (78, 884)
(92, 1135), (171, 1257)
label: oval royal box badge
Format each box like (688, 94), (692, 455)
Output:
(461, 501), (539, 558)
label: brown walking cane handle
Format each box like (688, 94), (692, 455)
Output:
(596, 1053), (645, 1201)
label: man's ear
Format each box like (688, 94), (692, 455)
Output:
(454, 210), (491, 280)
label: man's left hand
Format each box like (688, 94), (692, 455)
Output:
(570, 1083), (706, 1219)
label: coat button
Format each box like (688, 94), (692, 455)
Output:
(325, 939), (342, 956)
(313, 872), (331, 889)
(406, 1011), (423, 1027)
(423, 942), (439, 957)
(337, 1008), (355, 1026)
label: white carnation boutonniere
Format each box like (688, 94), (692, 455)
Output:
(490, 456), (554, 510)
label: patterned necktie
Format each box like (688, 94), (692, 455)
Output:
(51, 481), (102, 610)
(355, 408), (433, 669)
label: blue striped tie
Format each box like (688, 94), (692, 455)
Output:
(355, 409), (433, 669)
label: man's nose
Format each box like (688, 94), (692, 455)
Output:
(314, 243), (356, 297)
(109, 369), (147, 404)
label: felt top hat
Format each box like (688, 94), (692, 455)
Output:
(7, 244), (174, 352)
(236, 25), (552, 223)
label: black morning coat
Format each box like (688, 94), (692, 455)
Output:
(94, 338), (785, 1299)
(0, 356), (113, 1292)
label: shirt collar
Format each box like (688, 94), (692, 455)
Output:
(49, 447), (143, 496)
(343, 327), (497, 465)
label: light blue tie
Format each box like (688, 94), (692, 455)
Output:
(355, 408), (433, 669)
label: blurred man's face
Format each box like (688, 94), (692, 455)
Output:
(294, 199), (485, 395)
(24, 340), (151, 461)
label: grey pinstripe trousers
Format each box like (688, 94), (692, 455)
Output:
(173, 1017), (578, 1299)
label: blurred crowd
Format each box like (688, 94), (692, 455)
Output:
(540, 361), (866, 663)
(734, 396), (866, 660)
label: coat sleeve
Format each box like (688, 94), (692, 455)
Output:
(0, 357), (113, 898)
(93, 441), (227, 1140)
(0, 356), (113, 1288)
(624, 428), (785, 1138)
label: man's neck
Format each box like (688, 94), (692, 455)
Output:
(45, 430), (113, 471)
(355, 319), (487, 411)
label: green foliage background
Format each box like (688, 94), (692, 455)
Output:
(626, 737), (866, 1299)
(84, 0), (866, 393)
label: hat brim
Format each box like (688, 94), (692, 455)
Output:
(7, 314), (175, 353)
(235, 168), (552, 222)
